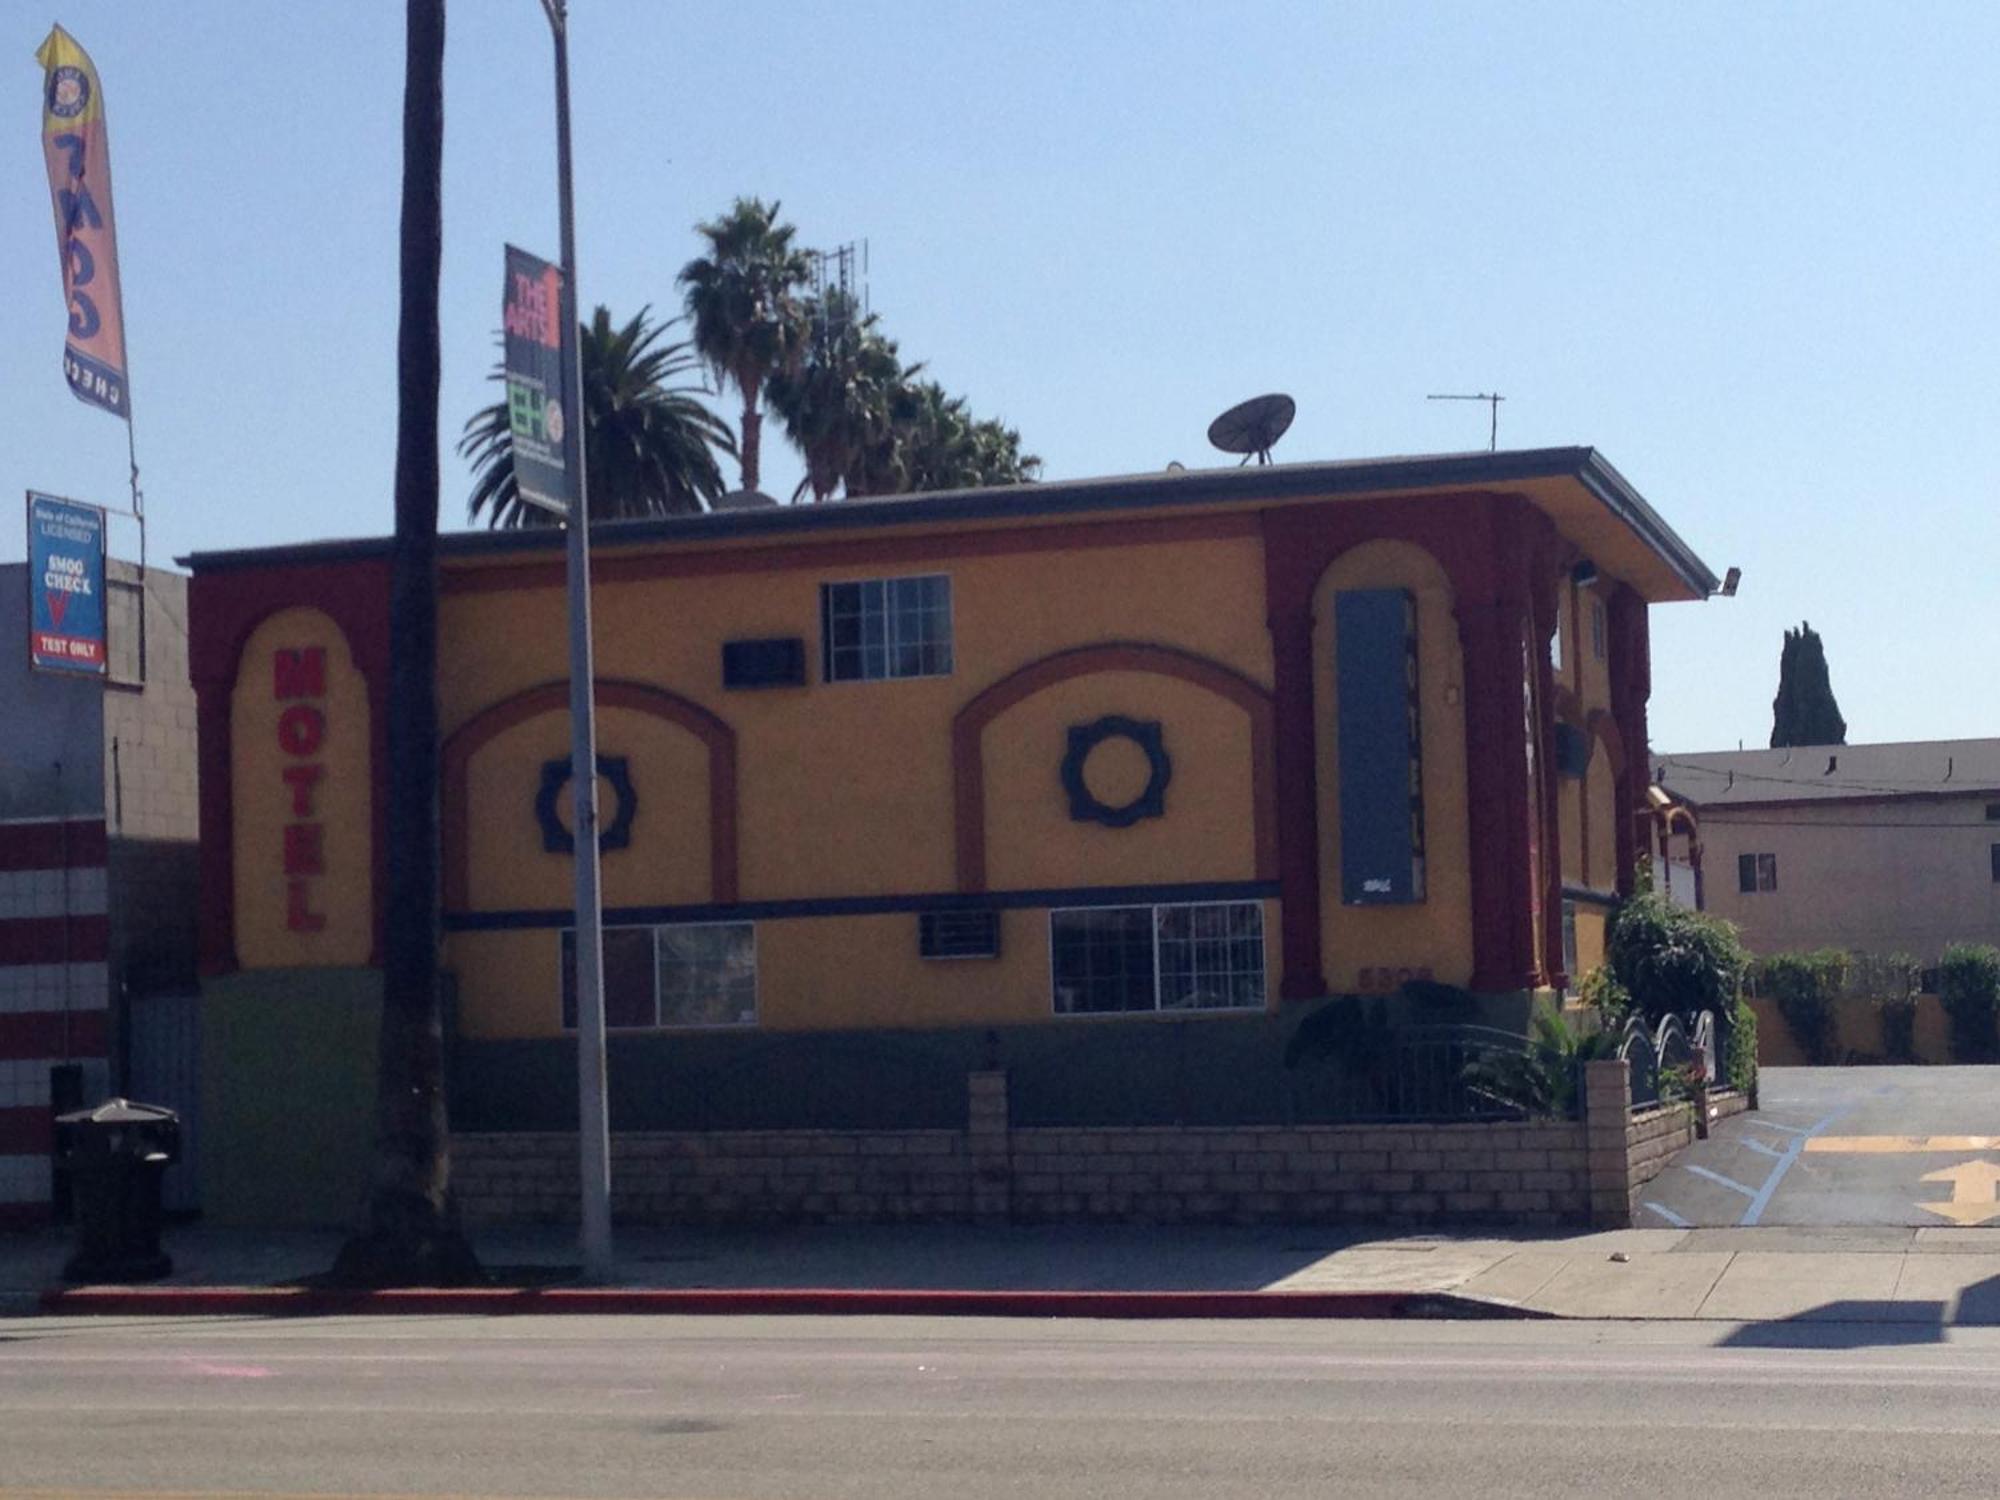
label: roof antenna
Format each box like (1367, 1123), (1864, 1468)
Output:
(1946, 756), (1954, 781)
(1427, 391), (1505, 451)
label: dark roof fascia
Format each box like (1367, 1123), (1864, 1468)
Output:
(178, 445), (1714, 591)
(1572, 449), (1720, 597)
(1681, 788), (2000, 814)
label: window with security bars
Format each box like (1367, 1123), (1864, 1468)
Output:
(561, 922), (757, 1029)
(1737, 853), (1778, 894)
(1050, 902), (1265, 1015)
(821, 575), (953, 682)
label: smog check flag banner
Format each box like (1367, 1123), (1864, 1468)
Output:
(503, 245), (571, 515)
(27, 493), (108, 675)
(36, 26), (129, 418)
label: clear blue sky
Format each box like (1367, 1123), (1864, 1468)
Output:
(5, 2), (1995, 755)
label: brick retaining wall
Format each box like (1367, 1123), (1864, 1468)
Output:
(453, 1066), (1747, 1231)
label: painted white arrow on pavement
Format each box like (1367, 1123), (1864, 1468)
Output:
(1918, 1159), (2000, 1225)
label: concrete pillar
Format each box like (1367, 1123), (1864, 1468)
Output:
(1583, 1058), (1633, 1229)
(967, 1069), (1011, 1224)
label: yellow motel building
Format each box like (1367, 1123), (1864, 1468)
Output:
(184, 448), (1715, 1224)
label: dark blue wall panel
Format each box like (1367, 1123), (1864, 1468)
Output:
(1335, 588), (1427, 904)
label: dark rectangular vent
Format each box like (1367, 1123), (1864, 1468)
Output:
(722, 637), (806, 689)
(919, 910), (1000, 960)
(1554, 722), (1592, 777)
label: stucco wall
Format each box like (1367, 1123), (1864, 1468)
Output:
(0, 565), (105, 823)
(1702, 798), (2000, 960)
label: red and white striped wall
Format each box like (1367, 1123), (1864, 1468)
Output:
(0, 817), (111, 1228)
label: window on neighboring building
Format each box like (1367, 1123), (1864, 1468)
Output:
(1986, 803), (2000, 822)
(820, 575), (953, 682)
(1737, 853), (1778, 894)
(561, 922), (757, 1029)
(1590, 598), (1607, 661)
(1050, 902), (1265, 1015)
(1991, 844), (2000, 883)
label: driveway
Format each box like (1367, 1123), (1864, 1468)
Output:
(1643, 1066), (2000, 1229)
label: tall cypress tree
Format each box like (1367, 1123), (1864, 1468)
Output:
(1770, 621), (1848, 748)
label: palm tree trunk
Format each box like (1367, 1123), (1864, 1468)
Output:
(330, 0), (479, 1288)
(740, 386), (761, 494)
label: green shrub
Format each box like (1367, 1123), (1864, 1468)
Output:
(1753, 949), (1848, 1065)
(1726, 995), (1758, 1094)
(1461, 1007), (1622, 1119)
(1576, 964), (1632, 1025)
(1868, 952), (1921, 1063)
(1939, 945), (2000, 1064)
(1608, 891), (1748, 1025)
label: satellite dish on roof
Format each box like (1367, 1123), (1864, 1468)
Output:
(1206, 393), (1295, 466)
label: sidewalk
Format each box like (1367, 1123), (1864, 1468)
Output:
(13, 1219), (2000, 1323)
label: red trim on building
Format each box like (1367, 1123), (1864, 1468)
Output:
(950, 642), (1277, 895)
(0, 1106), (53, 1155)
(1260, 491), (1549, 998)
(188, 558), (394, 975)
(0, 1009), (108, 1062)
(0, 819), (107, 872)
(0, 914), (109, 967)
(441, 511), (1262, 597)
(441, 680), (739, 913)
(1606, 585), (1650, 899)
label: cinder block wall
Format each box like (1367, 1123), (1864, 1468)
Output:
(454, 1066), (1746, 1232)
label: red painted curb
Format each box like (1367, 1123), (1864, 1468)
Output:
(39, 1285), (1542, 1320)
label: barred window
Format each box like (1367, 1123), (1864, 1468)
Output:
(1051, 902), (1265, 1015)
(821, 575), (953, 682)
(561, 923), (757, 1030)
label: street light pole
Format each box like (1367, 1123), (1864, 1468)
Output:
(541, 0), (612, 1281)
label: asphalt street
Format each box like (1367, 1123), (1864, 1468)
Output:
(7, 1313), (2000, 1498)
(1645, 1066), (2000, 1228)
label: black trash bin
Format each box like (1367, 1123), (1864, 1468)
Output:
(55, 1098), (180, 1283)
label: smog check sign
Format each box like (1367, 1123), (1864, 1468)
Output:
(26, 491), (107, 675)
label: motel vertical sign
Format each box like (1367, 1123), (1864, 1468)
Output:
(27, 492), (107, 675)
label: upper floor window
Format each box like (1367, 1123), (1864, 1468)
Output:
(1738, 853), (1778, 894)
(821, 575), (953, 683)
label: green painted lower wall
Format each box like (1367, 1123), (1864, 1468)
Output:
(450, 989), (1549, 1134)
(201, 967), (382, 1228)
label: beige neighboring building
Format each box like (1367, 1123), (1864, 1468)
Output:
(1656, 739), (2000, 961)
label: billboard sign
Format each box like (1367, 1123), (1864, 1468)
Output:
(27, 492), (108, 675)
(502, 244), (571, 516)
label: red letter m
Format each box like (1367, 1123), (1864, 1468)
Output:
(273, 647), (326, 701)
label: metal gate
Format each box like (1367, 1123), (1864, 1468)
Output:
(125, 990), (201, 1213)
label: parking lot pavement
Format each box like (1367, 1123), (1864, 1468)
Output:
(1641, 1066), (2000, 1229)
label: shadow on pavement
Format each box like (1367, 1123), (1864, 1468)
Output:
(1718, 1301), (1947, 1349)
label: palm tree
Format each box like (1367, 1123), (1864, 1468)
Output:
(766, 291), (911, 503)
(677, 197), (812, 494)
(460, 306), (734, 527)
(877, 381), (1043, 495)
(330, 0), (480, 1288)
(965, 416), (1041, 486)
